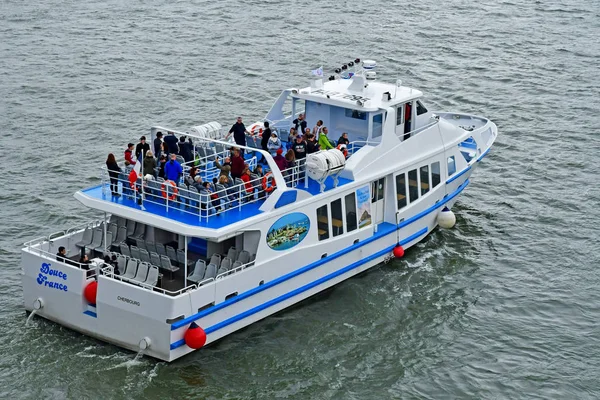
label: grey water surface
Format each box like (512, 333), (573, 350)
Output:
(1, 0), (600, 398)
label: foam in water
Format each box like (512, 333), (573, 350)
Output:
(25, 310), (37, 327)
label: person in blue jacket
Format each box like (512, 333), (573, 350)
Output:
(164, 153), (183, 182)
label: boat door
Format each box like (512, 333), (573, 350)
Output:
(403, 102), (413, 140)
(371, 177), (385, 225)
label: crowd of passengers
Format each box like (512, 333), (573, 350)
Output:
(104, 116), (351, 205)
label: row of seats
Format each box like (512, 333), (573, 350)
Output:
(108, 251), (159, 287)
(122, 239), (192, 268)
(119, 244), (180, 274)
(187, 247), (255, 284)
(76, 219), (147, 254)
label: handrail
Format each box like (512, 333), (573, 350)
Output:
(99, 157), (307, 222)
(24, 245), (103, 272)
(215, 259), (256, 280)
(402, 119), (439, 139)
(100, 260), (197, 296)
(23, 218), (107, 249)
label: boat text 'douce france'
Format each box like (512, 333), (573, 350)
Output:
(21, 59), (497, 362)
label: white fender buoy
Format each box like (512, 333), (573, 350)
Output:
(437, 207), (456, 229)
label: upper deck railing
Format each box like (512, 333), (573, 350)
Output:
(100, 157), (307, 224)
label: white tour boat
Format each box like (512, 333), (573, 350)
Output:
(21, 60), (497, 361)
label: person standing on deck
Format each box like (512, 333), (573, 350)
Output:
(106, 153), (122, 196)
(259, 121), (272, 165)
(306, 133), (320, 154)
(164, 153), (183, 182)
(293, 113), (307, 135)
(292, 134), (307, 160)
(226, 117), (252, 154)
(154, 132), (163, 159)
(164, 131), (179, 156)
(312, 119), (324, 136)
(124, 143), (136, 165)
(178, 136), (194, 163)
(143, 150), (157, 178)
(135, 136), (150, 160)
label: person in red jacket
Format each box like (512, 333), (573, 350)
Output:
(124, 143), (136, 165)
(240, 165), (254, 202)
(230, 148), (245, 179)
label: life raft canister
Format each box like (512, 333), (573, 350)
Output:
(261, 172), (276, 193)
(161, 180), (178, 200)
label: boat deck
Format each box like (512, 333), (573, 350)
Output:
(80, 175), (353, 229)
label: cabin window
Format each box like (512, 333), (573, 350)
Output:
(372, 178), (384, 203)
(395, 173), (407, 209)
(317, 205), (329, 241)
(408, 169), (419, 203)
(344, 193), (357, 232)
(396, 106), (404, 125)
(431, 162), (441, 188)
(330, 199), (344, 237)
(447, 156), (456, 176)
(420, 165), (429, 196)
(372, 113), (383, 138)
(345, 108), (367, 120)
(416, 101), (428, 116)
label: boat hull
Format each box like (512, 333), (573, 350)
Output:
(22, 175), (469, 362)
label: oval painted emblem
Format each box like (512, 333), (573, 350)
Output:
(267, 212), (310, 251)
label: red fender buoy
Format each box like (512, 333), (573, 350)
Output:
(393, 245), (405, 258)
(84, 281), (98, 305)
(184, 322), (207, 349)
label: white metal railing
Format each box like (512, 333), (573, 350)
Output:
(402, 119), (439, 139)
(100, 158), (307, 223)
(215, 259), (256, 280)
(24, 218), (108, 263)
(24, 245), (103, 278)
(346, 140), (378, 156)
(100, 264), (197, 296)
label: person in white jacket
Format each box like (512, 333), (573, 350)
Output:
(267, 131), (282, 156)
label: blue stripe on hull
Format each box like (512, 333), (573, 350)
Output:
(446, 166), (471, 184)
(169, 178), (471, 350)
(477, 147), (491, 162)
(170, 227), (428, 350)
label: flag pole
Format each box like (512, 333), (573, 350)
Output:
(140, 148), (146, 211)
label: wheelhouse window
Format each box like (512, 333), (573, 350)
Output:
(344, 193), (357, 232)
(345, 108), (367, 120)
(396, 106), (404, 125)
(420, 165), (429, 196)
(431, 162), (441, 188)
(317, 205), (329, 241)
(330, 199), (344, 237)
(408, 169), (418, 203)
(395, 173), (407, 209)
(372, 113), (383, 138)
(416, 101), (428, 116)
(447, 156), (456, 176)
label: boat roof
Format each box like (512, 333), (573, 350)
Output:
(292, 77), (424, 112)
